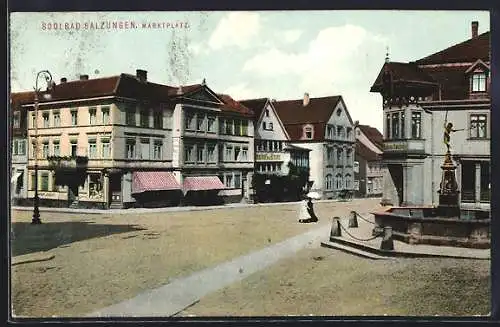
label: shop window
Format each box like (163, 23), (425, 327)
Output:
(88, 174), (103, 199)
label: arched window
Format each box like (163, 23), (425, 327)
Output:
(325, 174), (333, 190)
(303, 124), (314, 139)
(335, 173), (343, 189)
(345, 173), (351, 189)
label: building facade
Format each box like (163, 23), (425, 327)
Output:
(13, 70), (255, 209)
(10, 94), (30, 205)
(353, 124), (385, 198)
(273, 94), (356, 199)
(370, 22), (490, 209)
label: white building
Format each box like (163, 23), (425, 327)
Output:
(10, 95), (29, 205)
(370, 22), (490, 210)
(273, 94), (356, 199)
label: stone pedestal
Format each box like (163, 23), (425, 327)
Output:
(437, 151), (460, 218)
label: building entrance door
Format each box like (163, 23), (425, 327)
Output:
(109, 173), (122, 208)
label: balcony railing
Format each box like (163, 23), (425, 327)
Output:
(47, 155), (89, 170)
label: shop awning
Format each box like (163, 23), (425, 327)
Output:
(11, 171), (22, 183)
(132, 171), (181, 194)
(182, 176), (225, 194)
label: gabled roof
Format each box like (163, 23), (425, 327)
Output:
(239, 98), (268, 120)
(273, 96), (343, 142)
(415, 31), (490, 65)
(355, 141), (380, 162)
(370, 62), (438, 92)
(217, 94), (254, 117)
(357, 125), (383, 151)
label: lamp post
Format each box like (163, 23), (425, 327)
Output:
(31, 70), (53, 225)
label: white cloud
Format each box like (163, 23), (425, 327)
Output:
(223, 83), (260, 100)
(242, 24), (388, 130)
(280, 29), (303, 44)
(208, 12), (261, 50)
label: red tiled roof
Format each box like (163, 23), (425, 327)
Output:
(357, 125), (383, 150)
(419, 65), (471, 100)
(11, 91), (36, 106)
(355, 141), (380, 162)
(182, 176), (225, 194)
(415, 31), (490, 65)
(239, 98), (268, 120)
(132, 171), (180, 194)
(371, 62), (437, 92)
(217, 94), (254, 117)
(273, 96), (342, 141)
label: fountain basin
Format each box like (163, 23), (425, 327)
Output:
(372, 207), (490, 249)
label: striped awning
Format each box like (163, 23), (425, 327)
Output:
(182, 176), (225, 194)
(132, 171), (181, 194)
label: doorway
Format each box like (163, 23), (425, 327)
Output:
(108, 173), (122, 207)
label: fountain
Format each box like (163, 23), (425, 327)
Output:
(372, 130), (490, 249)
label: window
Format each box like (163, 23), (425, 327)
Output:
(268, 122), (274, 131)
(337, 148), (343, 163)
(242, 120), (248, 136)
(52, 173), (57, 192)
(401, 112), (405, 138)
(53, 112), (60, 127)
(152, 111), (163, 129)
(354, 161), (359, 173)
(197, 146), (204, 162)
(140, 109), (149, 128)
(126, 139), (136, 159)
(101, 106), (110, 125)
(234, 120), (241, 135)
(153, 140), (162, 160)
(140, 139), (150, 159)
(40, 173), (49, 191)
(42, 142), (49, 158)
(345, 174), (351, 189)
(126, 106), (136, 126)
(225, 174), (233, 188)
(241, 147), (248, 161)
(13, 112), (20, 128)
(207, 116), (216, 132)
(30, 172), (36, 190)
(327, 147), (333, 163)
(207, 145), (216, 162)
(304, 126), (313, 139)
(234, 173), (241, 189)
(197, 115), (205, 131)
(391, 112), (399, 139)
(346, 149), (352, 165)
(89, 107), (97, 125)
(101, 139), (110, 158)
(225, 146), (233, 161)
(88, 140), (97, 158)
(336, 173), (343, 189)
(471, 72), (487, 92)
(262, 122), (267, 130)
(386, 114), (391, 138)
(19, 140), (26, 155)
(265, 109), (269, 117)
(219, 119), (225, 134)
(470, 114), (487, 138)
(52, 141), (60, 156)
(184, 145), (194, 162)
(411, 112), (422, 138)
(346, 127), (352, 139)
(185, 112), (194, 130)
(234, 147), (241, 161)
(337, 126), (344, 138)
(88, 174), (103, 199)
(31, 113), (36, 128)
(326, 174), (333, 190)
(71, 111), (78, 126)
(225, 119), (233, 135)
(43, 113), (49, 128)
(31, 142), (37, 158)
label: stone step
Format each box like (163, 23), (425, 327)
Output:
(321, 240), (389, 260)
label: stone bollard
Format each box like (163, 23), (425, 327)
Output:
(348, 211), (358, 228)
(330, 216), (341, 239)
(372, 225), (383, 236)
(380, 226), (394, 251)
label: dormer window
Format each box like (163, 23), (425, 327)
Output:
(470, 72), (487, 92)
(303, 125), (314, 139)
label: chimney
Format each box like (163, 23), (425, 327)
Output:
(303, 92), (310, 107)
(60, 77), (67, 83)
(136, 69), (147, 82)
(79, 74), (89, 81)
(471, 21), (479, 38)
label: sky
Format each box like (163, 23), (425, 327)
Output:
(10, 11), (490, 131)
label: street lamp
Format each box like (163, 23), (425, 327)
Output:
(31, 70), (54, 225)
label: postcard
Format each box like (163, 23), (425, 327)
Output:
(9, 10), (491, 319)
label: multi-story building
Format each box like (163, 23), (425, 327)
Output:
(273, 93), (356, 199)
(370, 21), (490, 209)
(353, 123), (385, 198)
(240, 98), (310, 177)
(13, 70), (254, 209)
(171, 82), (255, 204)
(10, 93), (30, 205)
